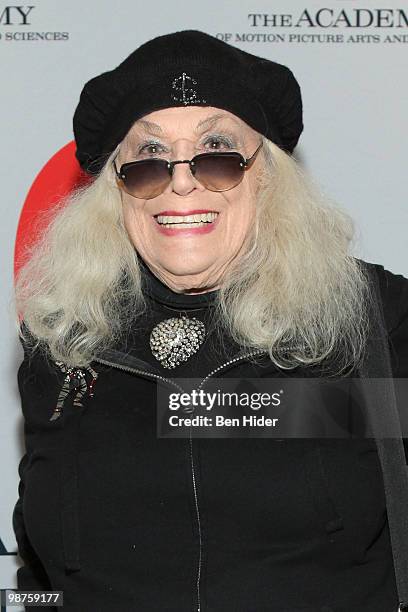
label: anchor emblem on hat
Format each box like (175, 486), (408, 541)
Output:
(171, 72), (207, 105)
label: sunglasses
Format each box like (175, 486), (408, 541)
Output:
(113, 141), (263, 200)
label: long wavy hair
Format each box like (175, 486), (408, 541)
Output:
(13, 136), (371, 376)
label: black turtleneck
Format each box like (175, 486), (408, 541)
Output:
(124, 259), (244, 379)
(138, 256), (219, 313)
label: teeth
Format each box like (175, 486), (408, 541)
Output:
(160, 221), (212, 229)
(156, 212), (219, 225)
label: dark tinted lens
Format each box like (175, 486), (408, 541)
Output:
(194, 153), (244, 191)
(121, 159), (170, 199)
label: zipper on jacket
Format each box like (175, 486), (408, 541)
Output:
(93, 349), (267, 612)
(92, 349), (267, 402)
(189, 429), (202, 612)
(196, 349), (266, 392)
(190, 349), (267, 611)
(92, 356), (186, 393)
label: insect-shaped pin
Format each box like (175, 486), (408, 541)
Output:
(49, 362), (98, 421)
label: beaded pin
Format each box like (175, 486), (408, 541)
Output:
(171, 72), (207, 105)
(49, 362), (98, 421)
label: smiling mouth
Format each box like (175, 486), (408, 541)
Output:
(154, 212), (219, 229)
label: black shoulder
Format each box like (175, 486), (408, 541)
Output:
(357, 259), (408, 334)
(356, 259), (408, 379)
(17, 324), (65, 425)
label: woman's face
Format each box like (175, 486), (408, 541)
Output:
(118, 106), (264, 293)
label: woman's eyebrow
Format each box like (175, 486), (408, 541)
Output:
(195, 114), (240, 132)
(135, 113), (240, 136)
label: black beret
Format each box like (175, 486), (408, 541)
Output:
(73, 29), (303, 175)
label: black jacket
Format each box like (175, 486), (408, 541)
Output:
(13, 260), (408, 612)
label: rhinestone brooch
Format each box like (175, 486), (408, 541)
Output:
(150, 315), (206, 369)
(171, 72), (207, 105)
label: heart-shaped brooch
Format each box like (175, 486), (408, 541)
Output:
(150, 315), (206, 369)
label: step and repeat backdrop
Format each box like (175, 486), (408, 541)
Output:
(1, 0), (407, 606)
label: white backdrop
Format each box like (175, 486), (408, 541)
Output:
(1, 0), (407, 605)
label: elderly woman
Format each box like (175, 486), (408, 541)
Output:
(12, 30), (408, 612)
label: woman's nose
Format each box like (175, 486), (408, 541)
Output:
(167, 159), (203, 196)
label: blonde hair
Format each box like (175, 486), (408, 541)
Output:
(13, 137), (371, 376)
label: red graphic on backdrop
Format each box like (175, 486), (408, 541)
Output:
(14, 141), (92, 280)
